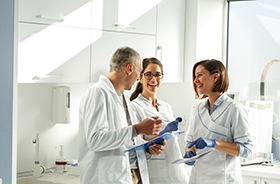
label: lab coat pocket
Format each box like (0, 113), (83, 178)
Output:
(98, 156), (131, 184)
(208, 120), (229, 142)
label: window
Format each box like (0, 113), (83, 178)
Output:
(227, 0), (280, 101)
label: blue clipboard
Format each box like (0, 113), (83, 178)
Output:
(124, 130), (184, 153)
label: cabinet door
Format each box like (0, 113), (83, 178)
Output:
(156, 0), (185, 82)
(92, 0), (158, 35)
(243, 175), (261, 184)
(18, 23), (91, 83)
(18, 0), (92, 28)
(261, 178), (280, 184)
(90, 30), (156, 82)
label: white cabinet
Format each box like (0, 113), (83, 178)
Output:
(18, 23), (91, 83)
(243, 175), (280, 184)
(243, 175), (260, 184)
(261, 178), (280, 184)
(18, 0), (93, 83)
(18, 0), (92, 28)
(93, 0), (158, 35)
(18, 0), (159, 34)
(242, 165), (280, 184)
(90, 0), (186, 83)
(17, 0), (186, 83)
(90, 30), (156, 82)
(156, 0), (185, 82)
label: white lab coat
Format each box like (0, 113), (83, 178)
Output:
(131, 94), (189, 184)
(78, 75), (149, 184)
(186, 94), (252, 184)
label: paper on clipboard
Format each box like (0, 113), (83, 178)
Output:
(172, 149), (212, 164)
(124, 130), (184, 153)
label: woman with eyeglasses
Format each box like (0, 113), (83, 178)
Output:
(130, 58), (189, 184)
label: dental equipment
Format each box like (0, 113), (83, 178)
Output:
(260, 59), (280, 101)
(32, 131), (45, 177)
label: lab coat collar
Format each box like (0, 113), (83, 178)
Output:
(137, 94), (162, 107)
(214, 93), (227, 106)
(98, 75), (118, 94)
(205, 93), (227, 114)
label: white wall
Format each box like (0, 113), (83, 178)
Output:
(17, 83), (92, 173)
(157, 83), (195, 153)
(17, 82), (195, 172)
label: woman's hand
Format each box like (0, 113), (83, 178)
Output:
(148, 140), (166, 155)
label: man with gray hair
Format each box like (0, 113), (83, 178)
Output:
(79, 46), (165, 184)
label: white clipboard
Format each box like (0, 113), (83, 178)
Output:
(172, 149), (212, 164)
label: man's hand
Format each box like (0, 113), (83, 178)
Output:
(134, 116), (162, 136)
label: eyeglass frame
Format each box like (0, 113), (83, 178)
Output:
(140, 72), (164, 80)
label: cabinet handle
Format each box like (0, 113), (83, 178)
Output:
(263, 181), (267, 184)
(114, 24), (136, 29)
(32, 75), (64, 80)
(36, 15), (64, 22)
(254, 180), (257, 184)
(67, 92), (70, 108)
(156, 46), (162, 61)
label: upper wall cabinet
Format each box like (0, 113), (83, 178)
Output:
(18, 23), (91, 83)
(17, 0), (185, 83)
(18, 0), (92, 28)
(18, 0), (159, 34)
(92, 0), (159, 35)
(156, 0), (185, 82)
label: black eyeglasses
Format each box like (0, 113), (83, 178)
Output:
(141, 72), (164, 80)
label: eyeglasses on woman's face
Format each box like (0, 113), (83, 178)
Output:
(141, 72), (164, 80)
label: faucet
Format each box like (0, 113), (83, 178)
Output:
(32, 131), (45, 177)
(260, 59), (280, 101)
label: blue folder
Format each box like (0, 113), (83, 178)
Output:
(124, 130), (184, 153)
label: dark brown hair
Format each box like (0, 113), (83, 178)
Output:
(130, 57), (163, 101)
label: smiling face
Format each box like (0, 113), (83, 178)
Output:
(140, 63), (163, 97)
(192, 59), (229, 99)
(194, 65), (218, 97)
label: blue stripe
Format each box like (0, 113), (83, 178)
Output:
(213, 102), (232, 121)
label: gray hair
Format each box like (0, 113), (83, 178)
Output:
(109, 46), (141, 72)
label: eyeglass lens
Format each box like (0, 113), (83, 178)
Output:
(143, 72), (163, 80)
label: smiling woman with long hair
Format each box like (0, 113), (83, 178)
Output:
(130, 57), (189, 184)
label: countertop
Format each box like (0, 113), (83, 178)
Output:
(37, 173), (80, 184)
(241, 165), (280, 179)
(18, 165), (280, 183)
(17, 173), (80, 184)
